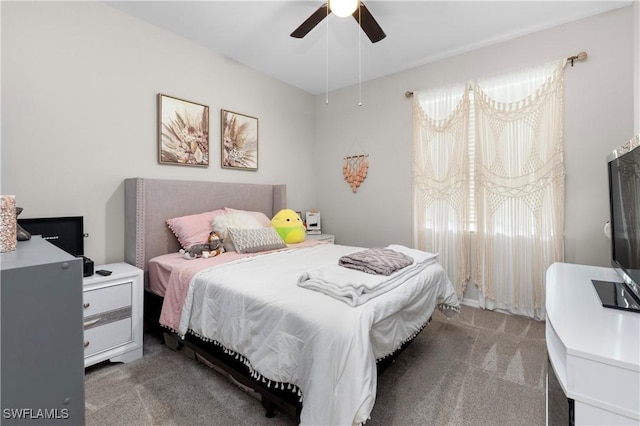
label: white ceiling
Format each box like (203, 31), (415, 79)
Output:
(107, 1), (632, 95)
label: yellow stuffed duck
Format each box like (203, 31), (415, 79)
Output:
(271, 209), (306, 244)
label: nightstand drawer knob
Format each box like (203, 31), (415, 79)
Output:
(83, 318), (101, 328)
(84, 341), (90, 348)
(83, 303), (90, 309)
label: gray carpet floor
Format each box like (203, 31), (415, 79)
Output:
(85, 305), (547, 425)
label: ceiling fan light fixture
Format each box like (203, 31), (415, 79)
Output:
(329, 0), (358, 17)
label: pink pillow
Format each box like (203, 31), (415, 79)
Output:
(166, 209), (225, 249)
(223, 207), (272, 227)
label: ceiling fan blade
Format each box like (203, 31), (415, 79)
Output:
(353, 2), (386, 43)
(291, 3), (330, 38)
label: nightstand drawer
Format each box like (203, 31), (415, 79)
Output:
(83, 281), (132, 317)
(84, 318), (132, 357)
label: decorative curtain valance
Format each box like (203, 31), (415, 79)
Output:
(473, 59), (565, 320)
(412, 59), (566, 319)
(412, 83), (471, 298)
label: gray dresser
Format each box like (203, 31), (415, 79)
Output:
(1, 236), (85, 425)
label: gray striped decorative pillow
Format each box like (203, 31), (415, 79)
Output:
(227, 227), (287, 254)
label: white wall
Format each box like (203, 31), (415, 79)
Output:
(2, 2), (636, 284)
(1, 2), (316, 265)
(314, 6), (635, 300)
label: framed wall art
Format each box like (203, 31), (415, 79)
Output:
(221, 109), (258, 171)
(158, 93), (209, 167)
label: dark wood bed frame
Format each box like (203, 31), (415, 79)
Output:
(143, 289), (303, 418)
(144, 289), (424, 419)
(124, 177), (426, 420)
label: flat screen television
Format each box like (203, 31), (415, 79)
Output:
(598, 135), (640, 312)
(17, 216), (84, 257)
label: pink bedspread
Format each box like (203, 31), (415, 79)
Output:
(149, 240), (325, 332)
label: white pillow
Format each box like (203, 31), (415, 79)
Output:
(212, 210), (262, 252)
(223, 207), (272, 227)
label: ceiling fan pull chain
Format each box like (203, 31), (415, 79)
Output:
(358, 2), (362, 106)
(326, 3), (330, 104)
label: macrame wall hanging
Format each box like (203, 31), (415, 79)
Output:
(343, 154), (369, 193)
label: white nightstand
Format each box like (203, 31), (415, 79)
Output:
(82, 262), (143, 367)
(306, 233), (335, 244)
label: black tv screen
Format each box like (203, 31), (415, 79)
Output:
(607, 140), (640, 302)
(18, 216), (84, 257)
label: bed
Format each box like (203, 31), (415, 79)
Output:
(124, 177), (459, 425)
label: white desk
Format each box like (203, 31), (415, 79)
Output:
(546, 262), (640, 425)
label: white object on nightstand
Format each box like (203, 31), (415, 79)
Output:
(306, 233), (335, 244)
(83, 262), (143, 367)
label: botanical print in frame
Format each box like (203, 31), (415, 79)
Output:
(158, 93), (209, 167)
(221, 109), (258, 170)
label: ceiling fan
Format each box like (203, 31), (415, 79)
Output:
(290, 1), (386, 44)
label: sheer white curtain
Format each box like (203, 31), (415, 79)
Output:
(473, 60), (566, 320)
(412, 84), (471, 298)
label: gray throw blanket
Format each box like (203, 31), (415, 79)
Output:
(338, 247), (414, 276)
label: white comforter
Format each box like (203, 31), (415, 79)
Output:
(178, 244), (459, 425)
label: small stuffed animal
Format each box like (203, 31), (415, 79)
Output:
(180, 231), (225, 260)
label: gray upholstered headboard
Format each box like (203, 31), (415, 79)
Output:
(124, 178), (286, 282)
